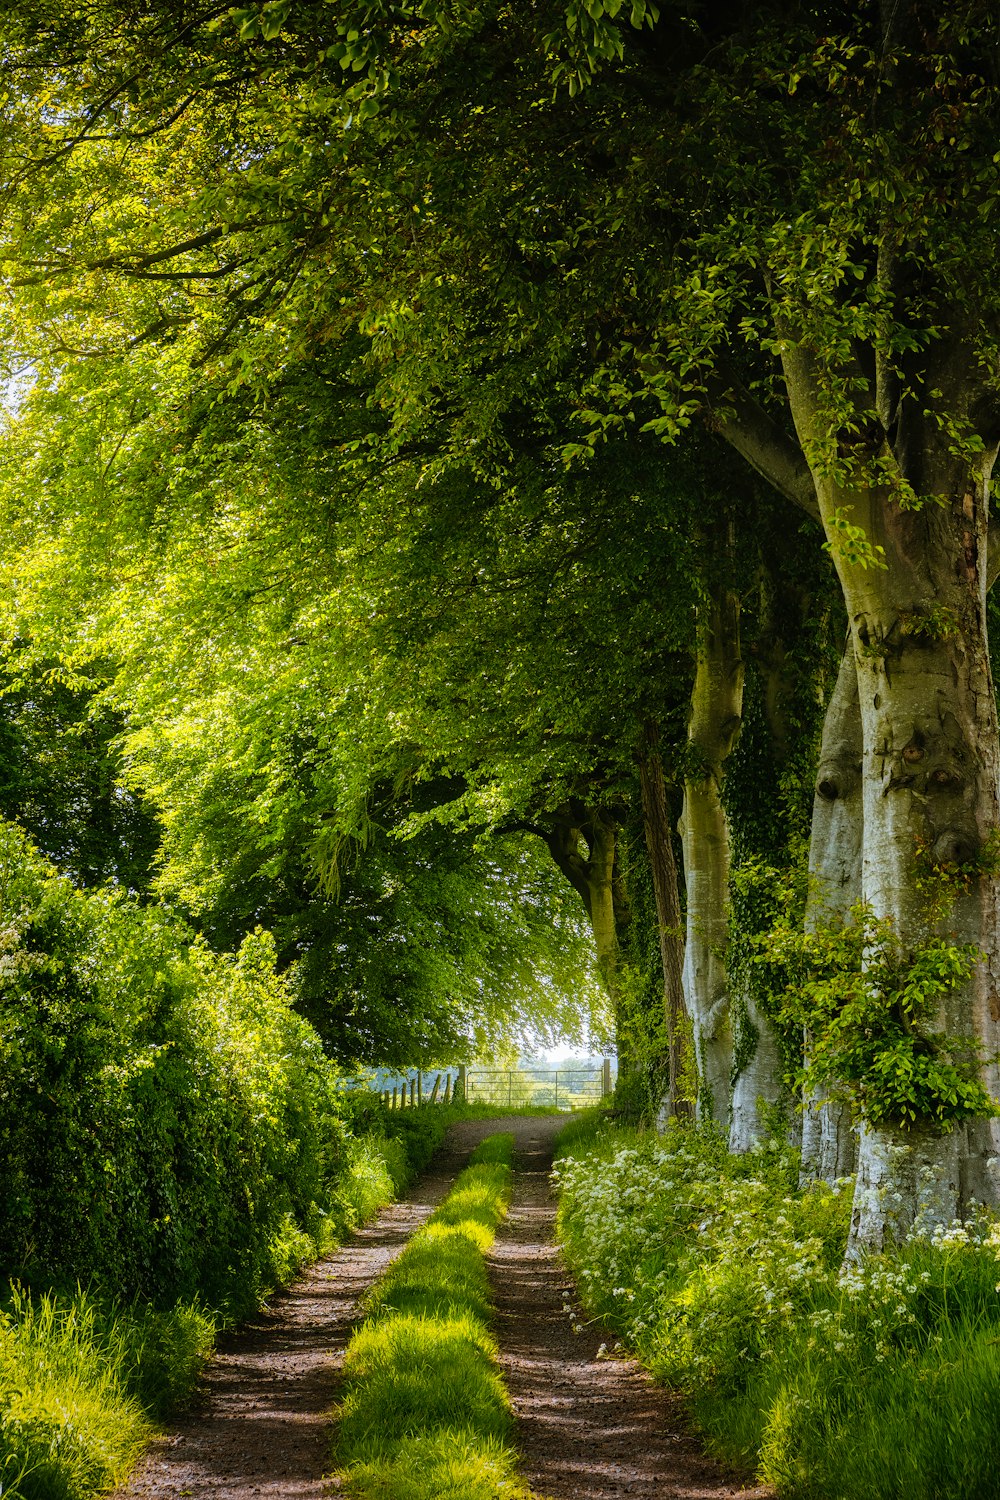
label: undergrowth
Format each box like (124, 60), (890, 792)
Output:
(331, 1132), (535, 1500)
(555, 1116), (1000, 1500)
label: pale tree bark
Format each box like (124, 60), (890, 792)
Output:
(682, 575), (743, 1126)
(729, 985), (787, 1150)
(800, 641), (862, 1183)
(782, 334), (1000, 1254)
(637, 726), (692, 1123)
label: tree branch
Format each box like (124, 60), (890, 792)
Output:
(707, 368), (820, 522)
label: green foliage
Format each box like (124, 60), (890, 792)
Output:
(333, 1135), (533, 1500)
(822, 506), (888, 572)
(343, 1092), (456, 1187)
(104, 1298), (216, 1421)
(0, 819), (356, 1313)
(768, 904), (991, 1129)
(0, 660), (158, 893)
(612, 960), (671, 1120)
(555, 1120), (1000, 1498)
(613, 813), (676, 1119)
(727, 858), (808, 1091)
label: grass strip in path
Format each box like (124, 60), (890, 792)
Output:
(330, 1133), (537, 1500)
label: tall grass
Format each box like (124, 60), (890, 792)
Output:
(332, 1133), (536, 1500)
(0, 1288), (159, 1500)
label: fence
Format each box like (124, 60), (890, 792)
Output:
(374, 1068), (460, 1108)
(350, 1061), (614, 1112)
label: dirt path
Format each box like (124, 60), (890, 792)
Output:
(490, 1120), (773, 1500)
(114, 1118), (509, 1500)
(116, 1115), (770, 1500)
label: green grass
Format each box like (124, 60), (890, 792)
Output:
(0, 1288), (157, 1500)
(552, 1104), (610, 1159)
(332, 1132), (536, 1500)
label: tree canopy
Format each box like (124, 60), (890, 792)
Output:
(3, 0), (1000, 1253)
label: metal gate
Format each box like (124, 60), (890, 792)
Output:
(464, 1065), (610, 1111)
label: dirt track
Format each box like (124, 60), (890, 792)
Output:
(115, 1115), (768, 1499)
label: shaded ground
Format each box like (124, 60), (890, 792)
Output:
(490, 1120), (774, 1500)
(116, 1114), (771, 1500)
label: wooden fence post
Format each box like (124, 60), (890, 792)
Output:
(429, 1073), (441, 1104)
(457, 1064), (467, 1103)
(602, 1057), (612, 1097)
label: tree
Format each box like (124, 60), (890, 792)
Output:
(6, 1), (1000, 1247)
(0, 659), (158, 891)
(0, 327), (697, 1070)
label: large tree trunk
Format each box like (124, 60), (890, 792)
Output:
(729, 981), (787, 1151)
(637, 728), (692, 1122)
(729, 554), (819, 1153)
(800, 642), (862, 1183)
(783, 339), (1000, 1253)
(681, 580), (743, 1127)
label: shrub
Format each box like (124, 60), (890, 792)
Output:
(0, 821), (350, 1313)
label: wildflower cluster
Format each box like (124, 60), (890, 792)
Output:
(554, 1122), (848, 1393)
(554, 1117), (1000, 1498)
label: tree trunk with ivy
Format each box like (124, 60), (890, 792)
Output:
(728, 548), (827, 1153)
(637, 729), (692, 1122)
(729, 943), (789, 1151)
(783, 338), (1000, 1254)
(681, 581), (743, 1126)
(800, 642), (862, 1183)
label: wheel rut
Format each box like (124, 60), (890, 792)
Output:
(488, 1122), (773, 1500)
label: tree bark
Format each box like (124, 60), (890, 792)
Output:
(681, 576), (743, 1126)
(782, 336), (1000, 1252)
(541, 802), (633, 1071)
(637, 728), (692, 1122)
(800, 641), (862, 1183)
(729, 551), (819, 1152)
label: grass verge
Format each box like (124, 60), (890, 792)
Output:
(553, 1116), (1000, 1499)
(331, 1132), (536, 1500)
